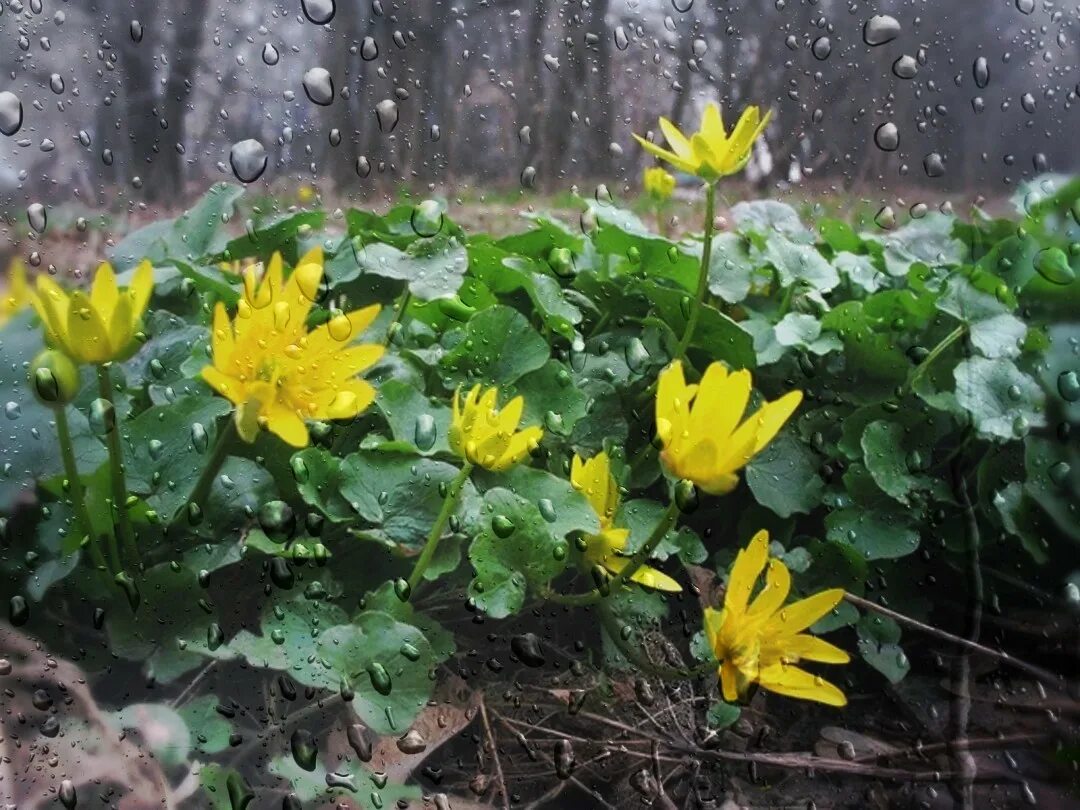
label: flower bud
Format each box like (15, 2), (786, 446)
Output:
(29, 349), (80, 407)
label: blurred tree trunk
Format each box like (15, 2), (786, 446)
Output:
(586, 0), (613, 178)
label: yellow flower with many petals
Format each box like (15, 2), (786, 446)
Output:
(634, 103), (770, 182)
(201, 247), (383, 448)
(570, 452), (681, 593)
(1, 259), (31, 324)
(704, 530), (849, 707)
(655, 360), (801, 495)
(31, 261), (153, 364)
(450, 385), (543, 471)
(643, 167), (676, 201)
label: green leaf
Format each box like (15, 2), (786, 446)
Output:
(707, 233), (758, 304)
(619, 498), (705, 563)
(374, 379), (453, 456)
(109, 183), (245, 271)
(706, 700), (741, 730)
(954, 357), (1046, 441)
(1023, 435), (1080, 544)
(107, 562), (236, 683)
(731, 200), (815, 244)
(352, 235), (468, 300)
(860, 420), (924, 505)
(856, 613), (910, 684)
(124, 395), (231, 517)
(441, 305), (550, 385)
(338, 451), (481, 548)
(746, 432), (825, 518)
(468, 487), (568, 617)
(762, 238), (840, 293)
(474, 463), (599, 544)
(179, 695), (234, 755)
(873, 212), (966, 277)
(218, 210), (326, 265)
(825, 506), (920, 560)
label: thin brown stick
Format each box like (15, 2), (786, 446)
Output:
(843, 592), (1065, 687)
(852, 732), (1054, 765)
(478, 696), (510, 810)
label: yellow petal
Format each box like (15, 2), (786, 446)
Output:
(128, 260), (154, 323)
(211, 302), (235, 364)
(769, 588), (845, 636)
(719, 659), (741, 702)
(779, 633), (851, 665)
(201, 365), (243, 405)
(107, 293), (135, 357)
(321, 379), (376, 420)
(626, 563), (682, 593)
(90, 263), (120, 324)
(724, 530), (770, 617)
(750, 390), (803, 454)
(690, 364), (750, 449)
(633, 134), (700, 175)
(490, 425), (543, 471)
(263, 402), (309, 447)
(757, 662), (847, 707)
(703, 607), (726, 652)
(745, 558), (791, 622)
(66, 291), (112, 363)
(498, 394), (525, 434)
(657, 116), (695, 160)
(699, 103), (727, 151)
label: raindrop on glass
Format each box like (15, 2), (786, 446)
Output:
(973, 57), (990, 88)
(874, 122), (899, 152)
(892, 55), (918, 79)
(671, 0), (693, 11)
(49, 73), (64, 94)
(262, 43), (280, 65)
(302, 67), (335, 106)
(301, 0), (335, 24)
(863, 14), (901, 46)
(27, 203), (46, 233)
(1016, 0), (1034, 13)
(229, 139), (267, 183)
(811, 37), (831, 60)
(129, 19), (143, 42)
(0, 91), (23, 136)
(360, 37), (379, 61)
(923, 152), (945, 178)
(375, 99), (399, 132)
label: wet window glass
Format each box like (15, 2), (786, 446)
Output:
(0, 1), (1076, 808)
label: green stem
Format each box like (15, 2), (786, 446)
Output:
(908, 325), (966, 392)
(406, 461), (473, 595)
(597, 607), (714, 680)
(55, 406), (110, 573)
(96, 365), (139, 569)
(183, 416), (237, 520)
(545, 499), (680, 607)
(383, 289), (412, 346)
(670, 182), (716, 366)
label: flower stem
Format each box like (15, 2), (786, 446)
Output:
(54, 406), (110, 573)
(406, 461), (472, 595)
(183, 416), (237, 520)
(96, 365), (139, 569)
(545, 499), (680, 607)
(383, 289), (412, 346)
(907, 325), (966, 393)
(670, 182), (717, 365)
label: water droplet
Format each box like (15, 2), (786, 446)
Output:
(811, 37), (831, 61)
(973, 56), (990, 88)
(49, 73), (64, 94)
(229, 139), (267, 183)
(355, 156), (372, 177)
(129, 19), (143, 42)
(1016, 0), (1034, 14)
(262, 43), (280, 65)
(520, 165), (537, 189)
(291, 729), (318, 771)
(614, 26), (629, 50)
(510, 633), (545, 667)
(554, 739), (576, 779)
(27, 203), (47, 233)
(1021, 92), (1036, 114)
(89, 398), (115, 436)
(1056, 370), (1080, 402)
(671, 0), (693, 10)
(892, 55), (918, 79)
(226, 772), (254, 810)
(625, 337), (650, 374)
(923, 152), (945, 178)
(361, 36), (379, 60)
(410, 200), (444, 237)
(1034, 247), (1075, 285)
(375, 99), (399, 132)
(397, 729), (427, 754)
(863, 14), (901, 46)
(874, 122), (899, 152)
(674, 479), (699, 513)
(9, 595), (28, 626)
(491, 514), (516, 538)
(302, 67), (335, 106)
(347, 723), (373, 761)
(368, 662), (392, 695)
(270, 558), (294, 589)
(414, 413), (437, 451)
(301, 0), (335, 24)
(59, 779), (77, 809)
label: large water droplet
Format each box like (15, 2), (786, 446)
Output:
(301, 0), (335, 24)
(863, 14), (901, 46)
(49, 73), (64, 94)
(360, 36), (379, 60)
(1057, 370), (1080, 402)
(892, 55), (918, 79)
(0, 92), (23, 136)
(1016, 0), (1034, 13)
(811, 37), (831, 61)
(923, 152), (945, 178)
(410, 200), (444, 237)
(290, 729), (318, 771)
(27, 203), (47, 234)
(229, 139), (267, 183)
(874, 122), (899, 152)
(973, 56), (990, 88)
(262, 43), (280, 65)
(414, 413), (437, 450)
(671, 0), (693, 10)
(375, 99), (399, 132)
(302, 67), (334, 106)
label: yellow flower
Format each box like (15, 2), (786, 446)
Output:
(704, 530), (849, 707)
(655, 361), (802, 495)
(570, 452), (681, 593)
(643, 167), (676, 201)
(298, 185), (316, 204)
(201, 247), (383, 448)
(449, 385), (543, 471)
(31, 261), (153, 364)
(1, 259), (31, 324)
(634, 103), (771, 182)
